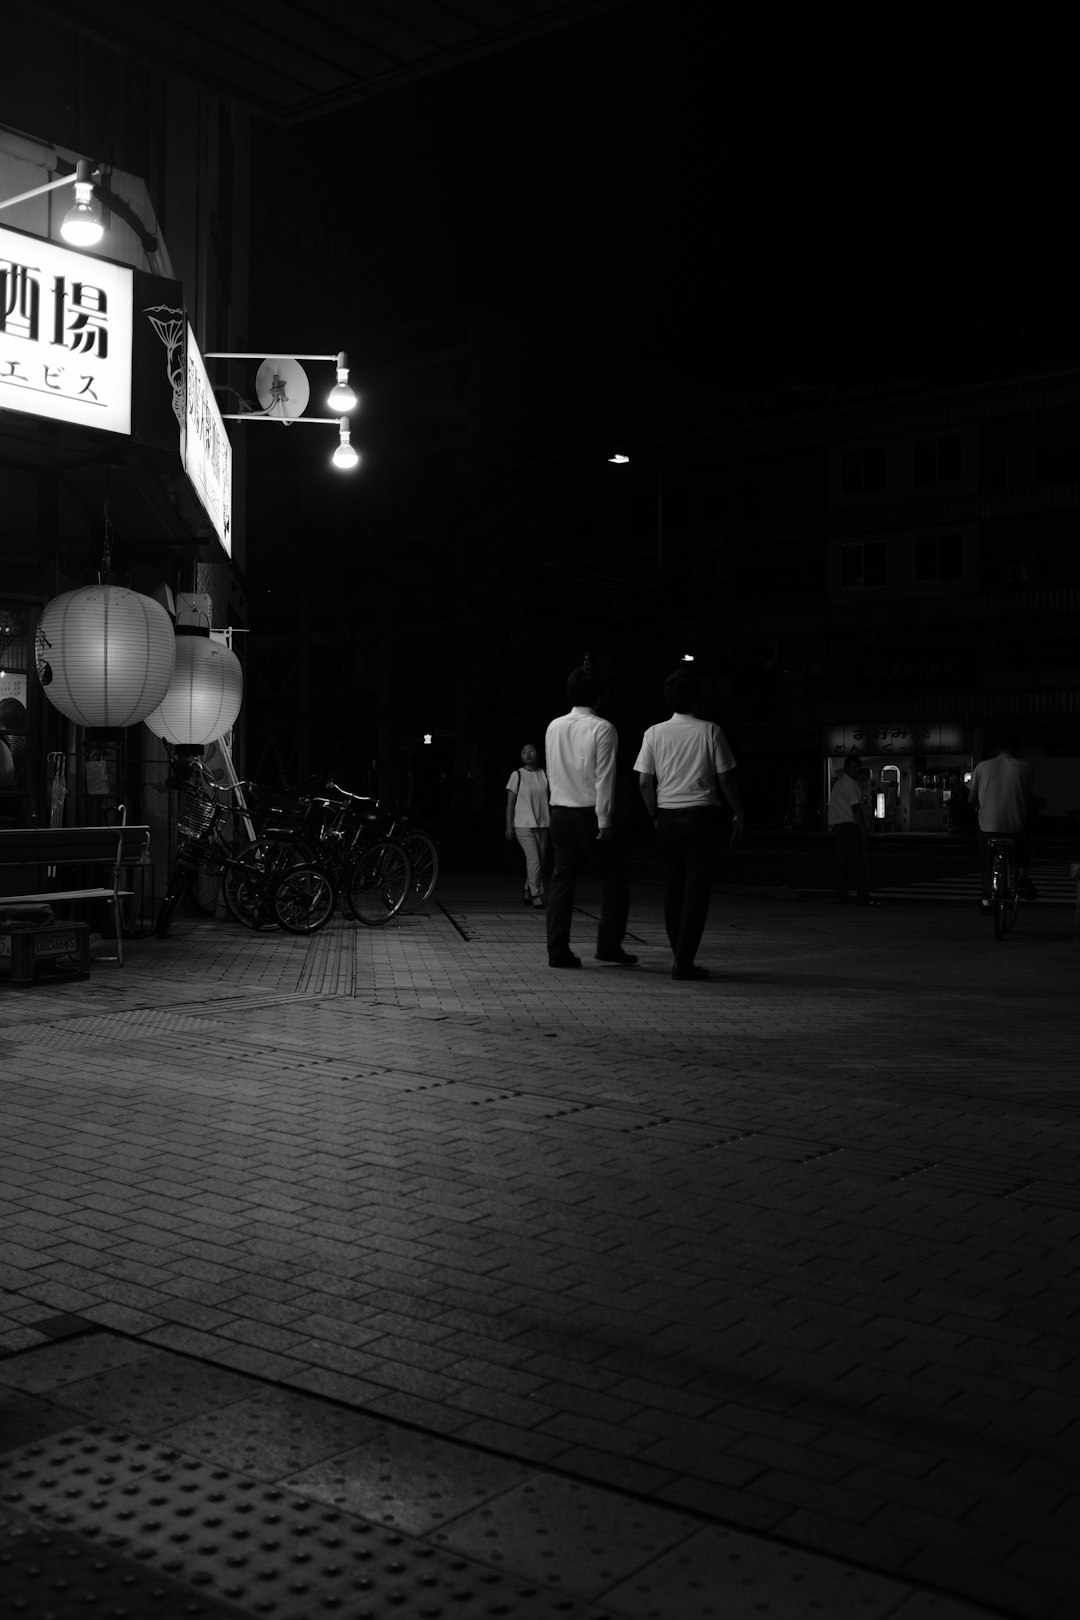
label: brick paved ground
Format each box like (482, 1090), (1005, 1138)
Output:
(1, 874), (1077, 1618)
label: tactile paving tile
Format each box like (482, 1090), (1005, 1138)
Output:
(0, 1386), (86, 1457)
(158, 1390), (386, 1482)
(432, 1474), (699, 1600)
(0, 1425), (182, 1519)
(600, 1523), (915, 1619)
(0, 1432), (607, 1618)
(0, 1519), (242, 1619)
(38, 1351), (257, 1432)
(0, 1335), (156, 1395)
(282, 1422), (533, 1534)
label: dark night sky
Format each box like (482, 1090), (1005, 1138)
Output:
(243, 0), (1077, 588)
(250, 2), (1073, 404)
(239, 3), (1075, 784)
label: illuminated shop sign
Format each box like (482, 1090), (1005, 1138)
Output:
(0, 224), (133, 435)
(825, 723), (966, 755)
(183, 324), (232, 557)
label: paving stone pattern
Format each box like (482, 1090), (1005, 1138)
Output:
(1, 874), (1077, 1618)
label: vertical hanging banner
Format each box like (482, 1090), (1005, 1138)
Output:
(132, 273), (185, 450)
(182, 324), (233, 558)
(0, 223), (133, 434)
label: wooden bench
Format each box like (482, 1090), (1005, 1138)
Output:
(0, 821), (150, 970)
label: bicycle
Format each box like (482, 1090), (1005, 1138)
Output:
(156, 762), (335, 937)
(314, 780), (436, 918)
(985, 835), (1020, 940)
(380, 812), (439, 914)
(229, 779), (413, 927)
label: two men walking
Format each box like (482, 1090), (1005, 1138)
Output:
(544, 664), (743, 979)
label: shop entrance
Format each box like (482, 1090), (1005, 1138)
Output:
(823, 756), (973, 833)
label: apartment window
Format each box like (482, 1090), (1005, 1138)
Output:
(914, 533), (962, 582)
(840, 541), (888, 589)
(840, 446), (887, 493)
(914, 435), (962, 485)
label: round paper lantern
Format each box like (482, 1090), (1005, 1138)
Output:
(35, 584), (176, 727)
(142, 633), (243, 745)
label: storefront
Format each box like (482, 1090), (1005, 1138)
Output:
(823, 722), (972, 835)
(1, 138), (244, 891)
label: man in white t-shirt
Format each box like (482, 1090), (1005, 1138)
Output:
(827, 754), (875, 905)
(635, 668), (744, 981)
(968, 734), (1037, 905)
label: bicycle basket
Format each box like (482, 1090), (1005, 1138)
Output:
(177, 788), (223, 843)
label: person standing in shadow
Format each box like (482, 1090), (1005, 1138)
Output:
(544, 664), (636, 970)
(828, 754), (877, 905)
(635, 667), (744, 980)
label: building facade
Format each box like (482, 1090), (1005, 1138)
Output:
(1, 11), (251, 902)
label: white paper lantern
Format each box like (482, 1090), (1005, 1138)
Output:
(35, 584), (177, 727)
(142, 634), (243, 745)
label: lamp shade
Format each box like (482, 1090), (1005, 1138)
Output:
(35, 584), (176, 727)
(142, 634), (243, 745)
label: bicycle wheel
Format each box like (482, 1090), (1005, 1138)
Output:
(223, 837), (299, 930)
(991, 852), (1007, 940)
(155, 865), (192, 938)
(398, 830), (439, 913)
(273, 864), (337, 935)
(347, 839), (412, 926)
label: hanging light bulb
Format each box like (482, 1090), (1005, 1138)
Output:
(333, 417), (359, 470)
(327, 350), (356, 413)
(60, 160), (103, 248)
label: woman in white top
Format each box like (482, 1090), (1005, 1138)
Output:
(505, 742), (550, 907)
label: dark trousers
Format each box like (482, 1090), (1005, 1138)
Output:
(546, 805), (629, 961)
(832, 822), (869, 902)
(657, 807), (723, 969)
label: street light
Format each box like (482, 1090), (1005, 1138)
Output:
(204, 350), (360, 471)
(327, 352), (356, 412)
(0, 158), (103, 247)
(332, 417), (359, 470)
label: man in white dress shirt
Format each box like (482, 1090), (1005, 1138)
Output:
(544, 665), (635, 969)
(635, 667), (744, 980)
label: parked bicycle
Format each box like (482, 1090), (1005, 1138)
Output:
(225, 778), (414, 927)
(313, 780), (439, 916)
(155, 761), (335, 937)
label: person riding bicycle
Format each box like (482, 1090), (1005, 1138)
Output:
(968, 732), (1037, 909)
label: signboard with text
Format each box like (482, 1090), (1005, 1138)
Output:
(183, 324), (232, 557)
(825, 722), (966, 756)
(0, 223), (133, 435)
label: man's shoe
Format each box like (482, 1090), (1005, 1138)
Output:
(595, 949), (638, 966)
(532, 896), (546, 908)
(672, 964), (710, 980)
(548, 952), (581, 969)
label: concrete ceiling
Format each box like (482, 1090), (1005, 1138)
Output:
(22, 0), (631, 123)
